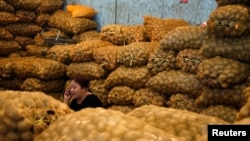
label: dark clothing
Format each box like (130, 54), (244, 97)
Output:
(69, 94), (103, 111)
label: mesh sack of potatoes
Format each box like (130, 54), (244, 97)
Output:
(45, 44), (75, 65)
(216, 0), (250, 7)
(49, 10), (97, 35)
(35, 14), (51, 27)
(146, 70), (203, 96)
(133, 88), (166, 107)
(25, 45), (49, 57)
(200, 35), (250, 63)
(197, 56), (250, 88)
(0, 0), (14, 12)
(8, 51), (30, 58)
(33, 28), (69, 47)
(122, 24), (147, 44)
(0, 77), (24, 90)
(104, 66), (151, 90)
(143, 15), (190, 42)
(34, 107), (186, 141)
(14, 36), (34, 47)
(200, 105), (238, 123)
(147, 47), (177, 75)
(100, 24), (147, 46)
(0, 58), (19, 78)
(13, 57), (67, 80)
(6, 23), (42, 36)
(176, 49), (207, 74)
(0, 90), (74, 141)
(0, 12), (19, 25)
(0, 26), (13, 40)
(108, 86), (135, 105)
(236, 98), (250, 120)
(160, 26), (208, 51)
(37, 0), (63, 13)
(89, 79), (109, 107)
(127, 105), (228, 141)
(195, 84), (247, 108)
(117, 42), (157, 67)
(15, 10), (36, 23)
(70, 39), (113, 63)
(167, 93), (201, 113)
(107, 105), (135, 114)
(207, 5), (250, 37)
(100, 24), (126, 45)
(66, 62), (109, 80)
(21, 78), (66, 93)
(0, 41), (22, 56)
(72, 30), (100, 42)
(93, 45), (120, 71)
(5, 0), (41, 10)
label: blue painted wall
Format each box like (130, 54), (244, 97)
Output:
(65, 0), (217, 31)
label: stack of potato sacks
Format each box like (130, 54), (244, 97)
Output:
(0, 0), (65, 57)
(96, 0), (250, 125)
(92, 1), (249, 140)
(199, 0), (250, 122)
(0, 0), (65, 93)
(142, 0), (250, 124)
(0, 1), (76, 140)
(0, 0), (98, 98)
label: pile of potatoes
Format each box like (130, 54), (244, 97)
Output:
(197, 56), (250, 88)
(160, 26), (207, 51)
(176, 49), (207, 74)
(143, 15), (190, 42)
(146, 70), (203, 96)
(66, 62), (109, 80)
(117, 42), (157, 67)
(200, 35), (250, 63)
(104, 66), (151, 90)
(35, 107), (186, 141)
(100, 24), (147, 45)
(127, 105), (228, 141)
(0, 90), (74, 141)
(195, 84), (247, 108)
(46, 39), (112, 64)
(93, 45), (120, 71)
(48, 10), (97, 35)
(207, 4), (250, 37)
(147, 47), (177, 75)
